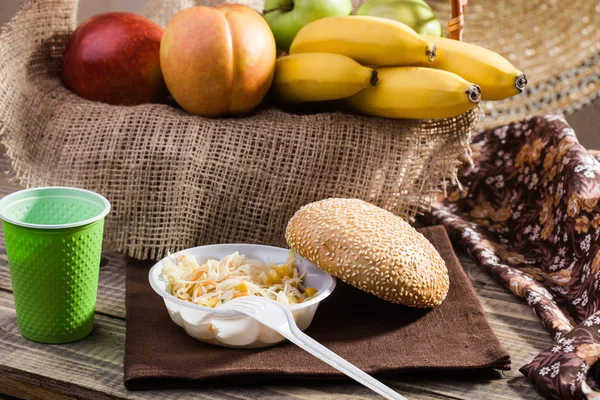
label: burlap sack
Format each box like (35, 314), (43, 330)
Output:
(0, 0), (478, 260)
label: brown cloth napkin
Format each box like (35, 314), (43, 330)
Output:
(124, 226), (510, 390)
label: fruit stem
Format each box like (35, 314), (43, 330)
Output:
(426, 44), (437, 62)
(516, 73), (528, 93)
(370, 70), (379, 86)
(466, 85), (481, 103)
(263, 6), (293, 14)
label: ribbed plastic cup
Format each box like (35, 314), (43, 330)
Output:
(0, 187), (110, 344)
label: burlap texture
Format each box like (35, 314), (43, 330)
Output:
(0, 0), (477, 260)
(424, 0), (600, 130)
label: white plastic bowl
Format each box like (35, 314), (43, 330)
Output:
(149, 244), (336, 348)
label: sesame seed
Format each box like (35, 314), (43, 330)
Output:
(285, 198), (449, 308)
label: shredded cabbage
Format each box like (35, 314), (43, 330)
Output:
(160, 251), (318, 308)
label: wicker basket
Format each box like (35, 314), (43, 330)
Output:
(447, 0), (467, 41)
(0, 0), (480, 259)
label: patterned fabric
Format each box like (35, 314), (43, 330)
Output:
(429, 114), (600, 399)
(520, 311), (600, 399)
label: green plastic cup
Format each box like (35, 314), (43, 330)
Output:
(0, 186), (110, 343)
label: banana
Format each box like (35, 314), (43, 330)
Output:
(271, 53), (378, 103)
(289, 16), (436, 66)
(414, 35), (527, 100)
(345, 67), (481, 119)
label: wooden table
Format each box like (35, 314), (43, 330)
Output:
(0, 153), (553, 400)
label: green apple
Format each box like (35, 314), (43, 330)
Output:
(357, 0), (443, 37)
(263, 0), (353, 52)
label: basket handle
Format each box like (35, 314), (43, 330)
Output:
(448, 0), (467, 41)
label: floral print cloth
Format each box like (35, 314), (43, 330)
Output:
(520, 311), (600, 399)
(429, 114), (600, 399)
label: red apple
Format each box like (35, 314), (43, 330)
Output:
(61, 12), (168, 105)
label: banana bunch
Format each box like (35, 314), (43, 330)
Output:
(346, 67), (481, 119)
(290, 16), (437, 66)
(270, 15), (526, 119)
(272, 53), (378, 103)
(413, 35), (527, 101)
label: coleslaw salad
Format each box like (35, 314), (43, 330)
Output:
(160, 251), (318, 308)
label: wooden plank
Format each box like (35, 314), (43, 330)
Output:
(0, 373), (79, 400)
(0, 146), (554, 399)
(0, 258), (552, 400)
(0, 290), (293, 400)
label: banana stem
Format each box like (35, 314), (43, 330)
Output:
(370, 70), (379, 86)
(516, 73), (528, 93)
(466, 85), (481, 103)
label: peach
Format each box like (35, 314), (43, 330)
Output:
(160, 5), (276, 117)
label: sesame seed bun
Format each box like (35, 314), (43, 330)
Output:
(285, 198), (449, 308)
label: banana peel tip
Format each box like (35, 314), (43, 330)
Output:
(467, 84), (481, 103)
(516, 73), (528, 93)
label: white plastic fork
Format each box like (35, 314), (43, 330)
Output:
(220, 296), (408, 400)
